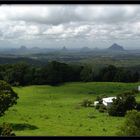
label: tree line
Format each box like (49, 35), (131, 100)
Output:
(0, 61), (139, 86)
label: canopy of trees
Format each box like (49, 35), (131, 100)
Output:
(0, 62), (139, 86)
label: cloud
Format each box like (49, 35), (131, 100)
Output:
(1, 5), (140, 25)
(0, 5), (140, 49)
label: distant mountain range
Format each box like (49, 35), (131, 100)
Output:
(0, 43), (138, 55)
(0, 43), (139, 65)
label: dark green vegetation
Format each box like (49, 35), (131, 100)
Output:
(0, 80), (18, 136)
(0, 82), (140, 136)
(0, 123), (15, 136)
(0, 80), (18, 116)
(108, 92), (137, 116)
(0, 61), (139, 86)
(95, 91), (139, 116)
(118, 110), (140, 136)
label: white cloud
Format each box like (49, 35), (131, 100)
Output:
(44, 24), (64, 35)
(0, 4), (140, 49)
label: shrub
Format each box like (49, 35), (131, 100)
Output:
(0, 123), (15, 136)
(0, 80), (18, 116)
(95, 103), (100, 109)
(80, 99), (93, 107)
(95, 96), (101, 101)
(95, 94), (107, 101)
(132, 88), (139, 94)
(99, 104), (107, 113)
(108, 92), (137, 116)
(117, 110), (140, 136)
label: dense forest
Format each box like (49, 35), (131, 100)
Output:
(0, 61), (139, 86)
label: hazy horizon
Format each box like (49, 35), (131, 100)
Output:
(0, 4), (140, 50)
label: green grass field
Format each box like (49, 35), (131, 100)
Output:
(0, 82), (140, 136)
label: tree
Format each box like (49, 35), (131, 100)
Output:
(118, 110), (140, 136)
(113, 69), (132, 82)
(0, 80), (18, 136)
(43, 61), (82, 85)
(0, 123), (15, 136)
(44, 61), (65, 85)
(132, 71), (139, 82)
(98, 65), (117, 82)
(0, 80), (18, 116)
(3, 62), (31, 86)
(108, 92), (137, 116)
(80, 66), (94, 82)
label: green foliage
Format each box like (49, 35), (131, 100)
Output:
(80, 99), (93, 107)
(98, 65), (139, 83)
(34, 61), (82, 86)
(95, 94), (107, 111)
(132, 72), (140, 82)
(95, 103), (100, 109)
(99, 65), (117, 82)
(113, 69), (132, 82)
(95, 94), (108, 101)
(132, 88), (139, 94)
(95, 99), (107, 113)
(136, 102), (140, 111)
(118, 110), (140, 136)
(108, 92), (137, 116)
(0, 80), (18, 116)
(0, 123), (15, 136)
(0, 62), (139, 86)
(44, 61), (70, 85)
(80, 66), (94, 82)
(3, 62), (35, 86)
(98, 104), (107, 113)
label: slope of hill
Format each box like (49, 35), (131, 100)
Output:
(0, 82), (139, 136)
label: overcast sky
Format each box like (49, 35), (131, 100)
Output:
(0, 4), (140, 49)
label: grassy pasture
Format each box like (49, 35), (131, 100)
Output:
(0, 82), (140, 136)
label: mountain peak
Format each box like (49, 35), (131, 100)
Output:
(62, 46), (67, 51)
(80, 46), (90, 52)
(108, 43), (124, 51)
(20, 46), (27, 50)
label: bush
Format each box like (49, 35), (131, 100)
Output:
(108, 92), (137, 116)
(95, 103), (100, 109)
(80, 99), (93, 107)
(0, 123), (15, 136)
(136, 102), (140, 111)
(117, 110), (140, 136)
(95, 94), (107, 111)
(95, 94), (107, 101)
(0, 80), (18, 116)
(98, 104), (107, 113)
(132, 88), (139, 94)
